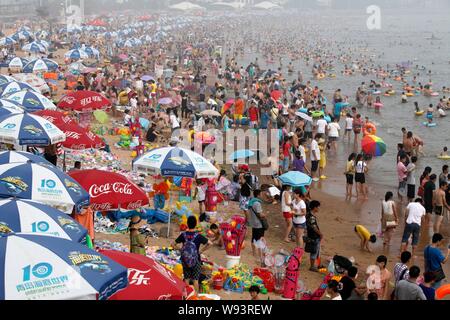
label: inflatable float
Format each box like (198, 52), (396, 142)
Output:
(415, 110), (425, 116)
(363, 123), (377, 136)
(374, 103), (383, 109)
(406, 92), (415, 97)
(436, 284), (450, 300)
(437, 155), (450, 160)
(423, 122), (437, 127)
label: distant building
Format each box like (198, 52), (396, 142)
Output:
(0, 0), (40, 18)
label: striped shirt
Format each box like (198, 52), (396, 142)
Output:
(393, 263), (410, 285)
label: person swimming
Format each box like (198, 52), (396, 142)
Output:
(440, 147), (448, 157)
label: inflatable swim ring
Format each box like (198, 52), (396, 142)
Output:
(406, 92), (414, 97)
(316, 74), (325, 80)
(436, 284), (450, 299)
(423, 122), (437, 127)
(371, 90), (381, 95)
(431, 92), (439, 96)
(437, 155), (450, 160)
(374, 103), (383, 109)
(415, 110), (425, 116)
(328, 74), (336, 78)
(363, 123), (377, 136)
(311, 111), (325, 118)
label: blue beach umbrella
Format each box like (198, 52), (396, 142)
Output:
(0, 233), (128, 300)
(279, 171), (313, 187)
(0, 37), (16, 46)
(22, 42), (46, 53)
(5, 90), (57, 111)
(133, 146), (219, 178)
(0, 162), (89, 213)
(0, 113), (65, 146)
(0, 76), (15, 85)
(0, 198), (87, 242)
(0, 151), (49, 165)
(0, 81), (37, 98)
(23, 58), (58, 73)
(65, 49), (89, 60)
(6, 57), (29, 70)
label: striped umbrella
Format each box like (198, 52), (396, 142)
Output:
(0, 81), (37, 98)
(0, 99), (25, 112)
(0, 113), (66, 146)
(64, 49), (89, 60)
(0, 233), (128, 300)
(6, 57), (29, 70)
(22, 42), (46, 53)
(0, 198), (87, 242)
(0, 37), (16, 47)
(0, 151), (50, 165)
(5, 91), (57, 112)
(0, 76), (15, 85)
(361, 135), (387, 157)
(23, 58), (58, 73)
(0, 162), (89, 213)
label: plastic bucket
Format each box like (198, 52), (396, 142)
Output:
(225, 255), (241, 269)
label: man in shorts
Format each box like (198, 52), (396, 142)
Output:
(247, 190), (267, 262)
(306, 200), (323, 271)
(423, 174), (437, 225)
(433, 181), (450, 233)
(401, 198), (426, 257)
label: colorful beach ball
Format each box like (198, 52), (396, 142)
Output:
(361, 135), (387, 157)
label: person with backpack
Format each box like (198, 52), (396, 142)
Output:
(247, 190), (268, 265)
(173, 216), (211, 293)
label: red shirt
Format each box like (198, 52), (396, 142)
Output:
(283, 142), (291, 157)
(249, 107), (259, 121)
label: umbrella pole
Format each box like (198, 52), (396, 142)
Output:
(63, 150), (66, 172)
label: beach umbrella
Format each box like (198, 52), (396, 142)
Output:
(0, 99), (24, 113)
(10, 32), (27, 41)
(279, 171), (313, 187)
(101, 250), (186, 300)
(93, 110), (109, 124)
(0, 162), (89, 213)
(0, 198), (87, 242)
(200, 110), (221, 117)
(11, 74), (50, 94)
(230, 149), (255, 161)
(87, 19), (107, 27)
(295, 112), (313, 122)
(221, 99), (235, 114)
(141, 75), (154, 82)
(0, 76), (15, 85)
(23, 58), (59, 73)
(68, 61), (87, 73)
(22, 42), (46, 53)
(158, 97), (173, 105)
(82, 46), (100, 58)
(361, 135), (387, 157)
(57, 123), (105, 150)
(35, 30), (50, 39)
(36, 40), (50, 49)
(0, 113), (66, 146)
(58, 91), (110, 112)
(132, 147), (219, 179)
(0, 151), (50, 165)
(64, 49), (89, 60)
(5, 91), (56, 112)
(0, 37), (16, 46)
(6, 57), (29, 70)
(32, 110), (73, 125)
(0, 81), (37, 98)
(0, 233), (128, 300)
(69, 169), (149, 212)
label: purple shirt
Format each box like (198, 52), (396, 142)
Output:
(293, 158), (305, 173)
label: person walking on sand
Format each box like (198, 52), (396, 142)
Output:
(355, 154), (368, 200)
(381, 192), (399, 249)
(306, 200), (323, 272)
(400, 198), (426, 257)
(281, 185), (294, 243)
(433, 181), (450, 233)
(345, 153), (357, 200)
(310, 133), (321, 182)
(292, 189), (307, 248)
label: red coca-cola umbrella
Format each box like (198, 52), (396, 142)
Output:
(69, 170), (149, 211)
(32, 110), (74, 125)
(57, 123), (105, 150)
(100, 250), (186, 300)
(58, 91), (111, 112)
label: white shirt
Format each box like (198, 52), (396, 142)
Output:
(327, 122), (341, 137)
(135, 80), (143, 90)
(406, 163), (416, 185)
(406, 202), (426, 225)
(292, 199), (307, 224)
(331, 294), (342, 300)
(355, 161), (366, 174)
(170, 114), (180, 128)
(316, 119), (328, 134)
(130, 97), (137, 108)
(310, 139), (321, 161)
(345, 117), (353, 130)
(298, 145), (306, 162)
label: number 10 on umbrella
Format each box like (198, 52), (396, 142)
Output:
(22, 263), (53, 282)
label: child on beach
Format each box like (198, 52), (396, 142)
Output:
(193, 179), (207, 221)
(354, 224), (377, 253)
(208, 223), (223, 248)
(249, 285), (260, 300)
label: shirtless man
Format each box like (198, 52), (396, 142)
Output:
(403, 132), (415, 157)
(434, 181), (450, 233)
